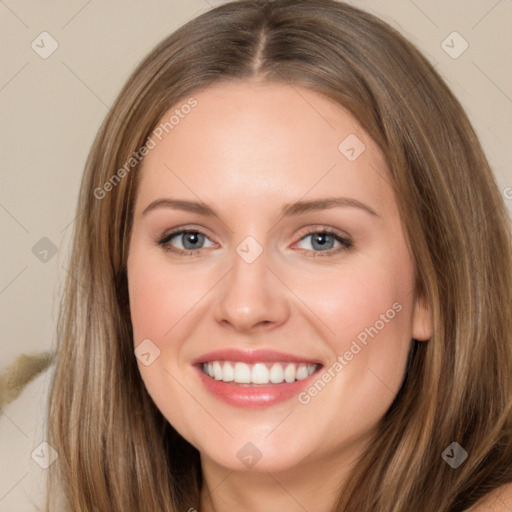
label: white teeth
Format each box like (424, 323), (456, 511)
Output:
(296, 364), (309, 380)
(284, 363), (295, 383)
(222, 362), (234, 382)
(213, 361), (223, 380)
(234, 362), (251, 383)
(269, 363), (284, 383)
(201, 360), (319, 384)
(251, 363), (269, 384)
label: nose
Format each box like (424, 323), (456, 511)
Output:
(213, 245), (291, 334)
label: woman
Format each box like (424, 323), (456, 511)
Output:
(43, 0), (512, 510)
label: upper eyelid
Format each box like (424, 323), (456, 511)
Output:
(159, 226), (216, 244)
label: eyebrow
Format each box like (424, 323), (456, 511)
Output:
(142, 196), (379, 218)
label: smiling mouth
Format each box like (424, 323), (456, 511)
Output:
(199, 360), (322, 386)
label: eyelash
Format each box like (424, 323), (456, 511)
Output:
(156, 226), (353, 258)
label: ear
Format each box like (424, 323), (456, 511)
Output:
(412, 293), (433, 341)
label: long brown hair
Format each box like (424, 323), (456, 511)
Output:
(46, 1), (512, 510)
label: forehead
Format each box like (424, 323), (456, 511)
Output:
(134, 81), (395, 219)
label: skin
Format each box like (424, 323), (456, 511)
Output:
(126, 80), (433, 512)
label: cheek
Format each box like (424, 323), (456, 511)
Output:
(303, 264), (413, 348)
(127, 246), (203, 435)
(292, 261), (415, 441)
(128, 246), (201, 343)
(128, 273), (176, 341)
(298, 246), (416, 397)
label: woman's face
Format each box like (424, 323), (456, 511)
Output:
(127, 80), (432, 474)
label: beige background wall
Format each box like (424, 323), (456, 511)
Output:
(1, 0), (511, 369)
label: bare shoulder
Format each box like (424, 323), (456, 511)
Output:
(466, 482), (512, 511)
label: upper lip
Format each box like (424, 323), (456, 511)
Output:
(191, 348), (323, 366)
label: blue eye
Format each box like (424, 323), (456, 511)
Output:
(156, 227), (352, 257)
(295, 229), (352, 256)
(157, 230), (216, 256)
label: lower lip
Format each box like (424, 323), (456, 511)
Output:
(194, 365), (321, 409)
